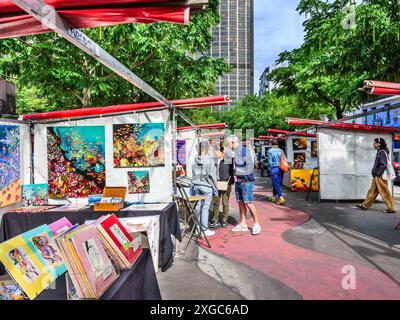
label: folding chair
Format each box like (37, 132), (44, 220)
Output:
(175, 177), (212, 251)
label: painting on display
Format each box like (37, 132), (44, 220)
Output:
(22, 184), (48, 207)
(128, 171), (150, 194)
(291, 169), (319, 192)
(294, 152), (306, 163)
(177, 140), (187, 175)
(113, 123), (165, 168)
(0, 125), (20, 208)
(292, 138), (307, 151)
(47, 126), (106, 199)
(311, 141), (318, 158)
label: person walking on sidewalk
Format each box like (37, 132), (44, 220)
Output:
(357, 138), (396, 214)
(191, 141), (219, 237)
(210, 147), (234, 229)
(226, 135), (261, 235)
(267, 140), (286, 205)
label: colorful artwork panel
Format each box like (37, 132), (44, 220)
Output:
(113, 123), (165, 168)
(290, 169), (319, 192)
(294, 152), (306, 163)
(47, 126), (106, 199)
(0, 125), (20, 208)
(22, 184), (48, 206)
(311, 141), (318, 158)
(128, 171), (150, 194)
(292, 138), (307, 151)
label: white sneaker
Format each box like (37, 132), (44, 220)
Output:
(252, 224), (261, 235)
(232, 223), (248, 232)
(202, 229), (215, 237)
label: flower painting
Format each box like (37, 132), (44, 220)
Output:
(128, 171), (150, 194)
(47, 126), (106, 199)
(22, 184), (48, 207)
(0, 125), (20, 208)
(113, 123), (165, 168)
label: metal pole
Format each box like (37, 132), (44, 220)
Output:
(172, 107), (177, 196)
(11, 0), (174, 109)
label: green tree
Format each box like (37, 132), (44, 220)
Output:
(0, 0), (230, 113)
(270, 0), (400, 119)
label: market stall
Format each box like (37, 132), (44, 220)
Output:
(286, 118), (400, 201)
(317, 123), (398, 201)
(176, 123), (227, 177)
(281, 132), (319, 192)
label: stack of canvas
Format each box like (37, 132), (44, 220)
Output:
(54, 223), (118, 300)
(0, 223), (67, 300)
(91, 214), (142, 270)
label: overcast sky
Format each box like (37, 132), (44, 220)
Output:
(254, 0), (305, 93)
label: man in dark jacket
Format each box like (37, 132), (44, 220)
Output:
(357, 138), (396, 213)
(210, 147), (234, 228)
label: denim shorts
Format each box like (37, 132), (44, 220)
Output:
(235, 180), (254, 203)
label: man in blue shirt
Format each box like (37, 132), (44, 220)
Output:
(267, 140), (286, 205)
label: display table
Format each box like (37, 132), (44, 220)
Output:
(36, 249), (161, 300)
(0, 202), (181, 274)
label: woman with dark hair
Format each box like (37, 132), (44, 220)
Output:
(357, 138), (396, 213)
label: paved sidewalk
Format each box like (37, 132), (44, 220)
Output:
(158, 174), (400, 300)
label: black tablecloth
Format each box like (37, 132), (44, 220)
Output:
(0, 202), (181, 274)
(36, 249), (161, 300)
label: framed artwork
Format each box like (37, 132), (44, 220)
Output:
(22, 184), (48, 207)
(47, 126), (106, 199)
(128, 171), (150, 194)
(113, 123), (165, 168)
(0, 125), (20, 208)
(311, 141), (318, 158)
(292, 138), (307, 151)
(294, 152), (306, 163)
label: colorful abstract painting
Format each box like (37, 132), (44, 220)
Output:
(294, 152), (306, 163)
(291, 169), (319, 192)
(0, 125), (20, 208)
(292, 138), (307, 151)
(22, 184), (48, 207)
(128, 171), (150, 194)
(47, 126), (106, 199)
(113, 123), (165, 168)
(177, 140), (187, 175)
(311, 141), (318, 158)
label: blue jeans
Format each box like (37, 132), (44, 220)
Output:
(270, 167), (283, 197)
(192, 185), (214, 231)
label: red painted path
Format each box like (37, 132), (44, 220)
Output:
(199, 191), (400, 300)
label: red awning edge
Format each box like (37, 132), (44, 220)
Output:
(21, 96), (229, 122)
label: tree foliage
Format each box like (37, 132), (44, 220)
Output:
(269, 0), (400, 119)
(0, 0), (230, 113)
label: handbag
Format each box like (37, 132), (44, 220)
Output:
(217, 180), (229, 191)
(279, 150), (289, 173)
(382, 151), (396, 181)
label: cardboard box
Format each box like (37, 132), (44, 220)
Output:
(94, 187), (127, 212)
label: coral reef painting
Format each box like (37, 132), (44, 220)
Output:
(22, 184), (48, 207)
(0, 125), (20, 208)
(47, 126), (105, 199)
(113, 123), (165, 168)
(128, 171), (150, 194)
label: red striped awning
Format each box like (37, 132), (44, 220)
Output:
(0, 0), (204, 39)
(22, 95), (228, 121)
